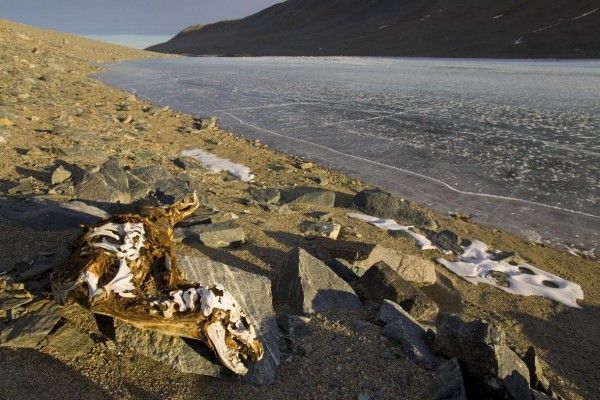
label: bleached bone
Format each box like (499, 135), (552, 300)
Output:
(206, 322), (248, 375)
(102, 259), (136, 299)
(170, 290), (188, 312)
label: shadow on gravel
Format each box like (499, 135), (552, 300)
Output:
(0, 348), (111, 400)
(512, 305), (600, 399)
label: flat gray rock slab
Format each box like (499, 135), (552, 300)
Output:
(183, 221), (246, 248)
(281, 187), (336, 207)
(177, 254), (281, 385)
(44, 323), (94, 360)
(274, 247), (362, 315)
(114, 320), (225, 377)
(0, 300), (62, 348)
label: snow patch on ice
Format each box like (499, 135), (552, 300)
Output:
(348, 212), (437, 250)
(437, 240), (583, 308)
(181, 148), (255, 181)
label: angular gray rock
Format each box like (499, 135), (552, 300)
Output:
(353, 188), (436, 229)
(75, 159), (131, 204)
(179, 221), (246, 248)
(434, 314), (531, 400)
(355, 262), (439, 322)
(379, 300), (436, 368)
(177, 253), (281, 385)
(429, 229), (462, 254)
(0, 300), (62, 348)
(114, 320), (225, 377)
(395, 253), (437, 286)
(51, 165), (71, 185)
(250, 188), (281, 205)
(281, 187), (336, 207)
(429, 358), (468, 400)
(273, 247), (362, 315)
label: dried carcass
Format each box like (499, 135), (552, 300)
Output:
(51, 192), (264, 374)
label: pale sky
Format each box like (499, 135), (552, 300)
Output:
(0, 0), (282, 35)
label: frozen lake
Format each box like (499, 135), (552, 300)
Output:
(97, 57), (600, 254)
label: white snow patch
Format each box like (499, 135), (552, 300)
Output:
(437, 240), (584, 308)
(348, 212), (437, 250)
(181, 148), (255, 181)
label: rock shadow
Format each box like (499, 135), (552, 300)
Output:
(511, 304), (600, 399)
(0, 348), (111, 400)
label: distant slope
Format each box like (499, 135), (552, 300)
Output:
(147, 0), (600, 58)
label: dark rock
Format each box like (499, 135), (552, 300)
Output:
(0, 300), (62, 348)
(193, 116), (218, 131)
(179, 221), (246, 248)
(429, 229), (462, 254)
(153, 178), (190, 204)
(434, 314), (531, 400)
(75, 159), (131, 204)
(273, 247), (362, 314)
(355, 262), (438, 322)
(125, 172), (150, 201)
(429, 358), (468, 400)
(276, 314), (312, 336)
(281, 187), (335, 207)
(524, 346), (551, 393)
(250, 188), (281, 205)
(11, 252), (56, 281)
(305, 211), (332, 222)
(380, 300), (436, 368)
(176, 253), (280, 385)
(353, 188), (436, 229)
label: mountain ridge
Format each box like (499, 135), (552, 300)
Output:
(147, 0), (600, 58)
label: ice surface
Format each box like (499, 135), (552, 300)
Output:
(437, 240), (584, 308)
(181, 148), (255, 181)
(97, 57), (600, 254)
(348, 212), (436, 250)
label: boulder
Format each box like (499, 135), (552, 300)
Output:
(273, 247), (362, 315)
(250, 188), (281, 205)
(0, 300), (62, 348)
(379, 300), (436, 368)
(176, 254), (281, 385)
(429, 229), (462, 254)
(281, 187), (336, 207)
(434, 314), (531, 400)
(179, 221), (246, 248)
(395, 253), (437, 286)
(311, 237), (401, 278)
(355, 262), (438, 322)
(50, 165), (71, 185)
(115, 320), (225, 377)
(75, 159), (131, 204)
(428, 358), (468, 400)
(353, 188), (436, 229)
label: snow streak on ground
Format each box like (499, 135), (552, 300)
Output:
(98, 57), (600, 253)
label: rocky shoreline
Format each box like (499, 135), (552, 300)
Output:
(1, 19), (599, 400)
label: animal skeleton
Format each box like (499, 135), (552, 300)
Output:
(51, 192), (264, 375)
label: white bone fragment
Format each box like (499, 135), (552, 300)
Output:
(103, 259), (136, 298)
(82, 270), (100, 301)
(170, 290), (187, 312)
(161, 300), (177, 319)
(183, 288), (199, 311)
(205, 322), (248, 375)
